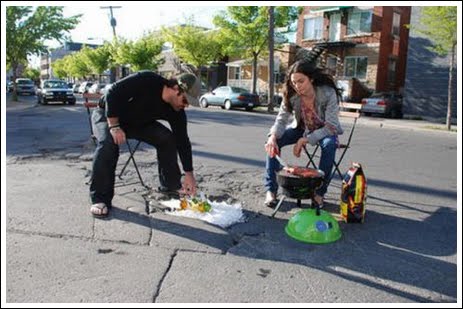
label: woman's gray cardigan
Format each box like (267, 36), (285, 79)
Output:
(268, 85), (343, 146)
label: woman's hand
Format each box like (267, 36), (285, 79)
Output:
(293, 137), (308, 158)
(110, 127), (126, 145)
(265, 135), (279, 157)
(325, 121), (337, 135)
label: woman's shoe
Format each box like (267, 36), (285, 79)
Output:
(264, 191), (277, 208)
(312, 194), (324, 209)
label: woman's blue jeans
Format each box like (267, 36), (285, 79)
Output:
(264, 127), (337, 197)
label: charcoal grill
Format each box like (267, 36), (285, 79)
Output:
(270, 168), (324, 218)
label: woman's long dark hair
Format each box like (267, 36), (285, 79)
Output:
(283, 61), (342, 112)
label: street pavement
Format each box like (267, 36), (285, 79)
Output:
(3, 97), (459, 305)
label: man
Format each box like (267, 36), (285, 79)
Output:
(89, 71), (201, 218)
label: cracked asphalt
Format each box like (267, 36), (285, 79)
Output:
(4, 96), (459, 304)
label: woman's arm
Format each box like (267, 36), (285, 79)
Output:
(306, 87), (341, 145)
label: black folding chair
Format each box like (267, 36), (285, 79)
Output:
(117, 139), (147, 188)
(304, 102), (362, 186)
(83, 93), (148, 188)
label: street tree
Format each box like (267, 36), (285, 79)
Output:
(50, 58), (69, 79)
(213, 6), (299, 94)
(114, 35), (165, 72)
(23, 67), (40, 83)
(81, 44), (112, 82)
(6, 6), (80, 101)
(161, 23), (224, 75)
(67, 52), (92, 80)
(414, 6), (457, 130)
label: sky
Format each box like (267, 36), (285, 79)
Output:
(60, 3), (227, 45)
(22, 2), (229, 68)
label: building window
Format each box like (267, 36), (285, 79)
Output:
(387, 57), (397, 84)
(344, 56), (368, 79)
(347, 9), (372, 35)
(326, 56), (337, 76)
(233, 67), (241, 80)
(392, 12), (401, 37)
(303, 17), (323, 40)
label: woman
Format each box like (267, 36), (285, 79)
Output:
(264, 61), (343, 208)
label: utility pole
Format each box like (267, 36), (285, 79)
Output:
(267, 6), (275, 112)
(100, 6), (121, 82)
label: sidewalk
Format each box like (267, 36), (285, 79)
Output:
(254, 105), (457, 133)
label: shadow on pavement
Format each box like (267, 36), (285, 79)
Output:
(107, 201), (456, 302)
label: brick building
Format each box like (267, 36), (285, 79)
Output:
(296, 6), (411, 101)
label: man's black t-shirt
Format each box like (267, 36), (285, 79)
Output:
(104, 71), (193, 172)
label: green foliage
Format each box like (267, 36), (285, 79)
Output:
(6, 6), (80, 100)
(81, 44), (112, 75)
(114, 35), (165, 71)
(212, 6), (299, 93)
(50, 58), (68, 79)
(6, 6), (80, 68)
(68, 52), (92, 79)
(23, 67), (40, 81)
(213, 6), (299, 58)
(417, 6), (457, 55)
(162, 24), (224, 68)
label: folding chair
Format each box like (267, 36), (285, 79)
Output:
(304, 102), (362, 186)
(83, 92), (148, 188)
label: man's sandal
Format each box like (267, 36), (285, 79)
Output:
(90, 203), (109, 218)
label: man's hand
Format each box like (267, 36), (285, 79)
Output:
(293, 137), (308, 158)
(110, 127), (126, 145)
(182, 171), (197, 196)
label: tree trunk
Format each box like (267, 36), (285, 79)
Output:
(267, 6), (275, 112)
(446, 43), (455, 131)
(12, 63), (18, 102)
(252, 53), (258, 94)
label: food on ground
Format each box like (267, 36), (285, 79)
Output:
(180, 197), (212, 213)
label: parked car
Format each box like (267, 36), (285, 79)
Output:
(15, 78), (36, 95)
(36, 79), (76, 105)
(199, 86), (260, 111)
(88, 83), (108, 95)
(78, 81), (94, 94)
(72, 83), (81, 93)
(259, 92), (283, 106)
(361, 92), (403, 118)
(7, 81), (14, 92)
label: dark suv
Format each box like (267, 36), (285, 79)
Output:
(37, 79), (76, 105)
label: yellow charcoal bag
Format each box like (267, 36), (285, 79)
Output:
(340, 162), (367, 223)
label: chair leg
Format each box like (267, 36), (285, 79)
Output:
(303, 145), (319, 169)
(270, 195), (286, 218)
(118, 140), (148, 188)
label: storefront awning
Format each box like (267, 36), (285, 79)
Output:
(310, 6), (352, 13)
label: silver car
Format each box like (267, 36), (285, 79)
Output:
(361, 92), (403, 118)
(199, 86), (260, 111)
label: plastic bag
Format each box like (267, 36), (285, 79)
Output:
(340, 162), (367, 223)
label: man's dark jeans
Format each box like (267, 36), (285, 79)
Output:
(90, 108), (181, 205)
